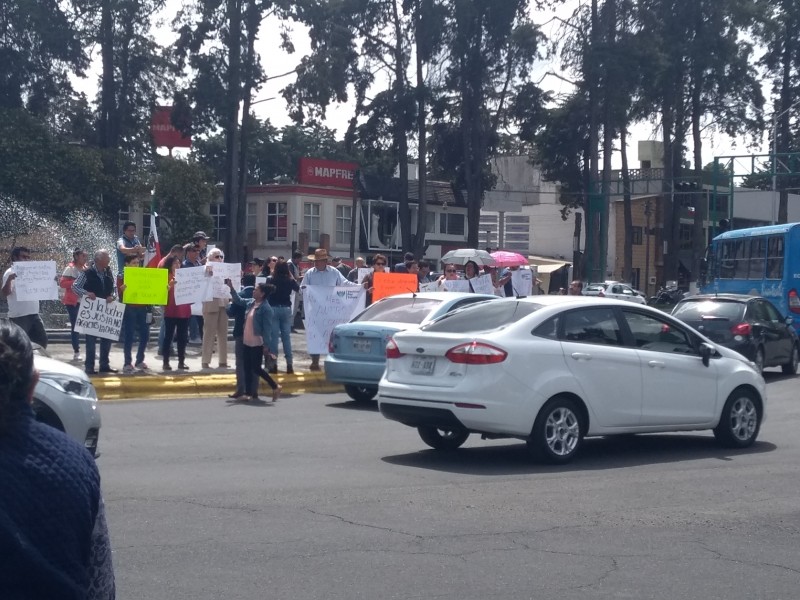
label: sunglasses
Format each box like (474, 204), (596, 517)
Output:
(269, 258), (278, 263)
(445, 269), (457, 273)
(374, 262), (385, 266)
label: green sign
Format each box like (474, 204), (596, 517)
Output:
(122, 266), (168, 305)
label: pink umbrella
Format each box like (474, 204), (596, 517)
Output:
(490, 250), (528, 267)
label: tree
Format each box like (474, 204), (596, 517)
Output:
(153, 157), (216, 248)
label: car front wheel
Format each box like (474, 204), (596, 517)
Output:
(713, 388), (761, 448)
(417, 426), (469, 450)
(781, 344), (799, 375)
(344, 384), (378, 403)
(528, 396), (584, 464)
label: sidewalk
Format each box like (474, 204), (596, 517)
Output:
(45, 329), (343, 401)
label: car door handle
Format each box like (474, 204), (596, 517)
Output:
(571, 352), (592, 361)
(648, 360), (665, 368)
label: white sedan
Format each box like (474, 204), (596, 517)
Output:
(583, 282), (646, 304)
(378, 296), (766, 463)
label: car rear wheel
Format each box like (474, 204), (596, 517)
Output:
(528, 396), (584, 464)
(417, 425), (469, 450)
(713, 388), (761, 448)
(781, 344), (799, 375)
(754, 347), (765, 373)
(344, 384), (378, 403)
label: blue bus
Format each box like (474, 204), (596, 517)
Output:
(701, 222), (800, 331)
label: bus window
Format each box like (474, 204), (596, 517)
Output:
(719, 240), (736, 279)
(748, 237), (766, 280)
(766, 236), (784, 280)
(732, 240), (748, 279)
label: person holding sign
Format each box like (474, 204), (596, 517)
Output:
(201, 248), (231, 369)
(115, 221), (145, 276)
(360, 253), (388, 305)
(117, 255), (151, 373)
(72, 250), (118, 375)
(161, 256), (190, 371)
(2, 247), (48, 349)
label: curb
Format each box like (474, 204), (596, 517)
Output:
(92, 372), (343, 402)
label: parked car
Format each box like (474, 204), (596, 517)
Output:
(583, 282), (646, 304)
(378, 296), (766, 464)
(32, 347), (101, 456)
(671, 294), (799, 374)
(325, 292), (497, 402)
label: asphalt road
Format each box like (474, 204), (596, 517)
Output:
(101, 372), (800, 600)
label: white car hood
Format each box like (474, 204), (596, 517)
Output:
(34, 355), (91, 382)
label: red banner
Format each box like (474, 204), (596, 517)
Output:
(298, 157), (357, 188)
(151, 106), (191, 149)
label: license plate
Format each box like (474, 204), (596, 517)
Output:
(352, 338), (372, 353)
(410, 356), (436, 375)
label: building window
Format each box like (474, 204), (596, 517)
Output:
(118, 209), (130, 236)
(632, 226), (643, 245)
(141, 211), (152, 242)
(679, 224), (693, 250)
(210, 203), (226, 241)
(267, 202), (287, 241)
(246, 202), (257, 233)
(335, 205), (351, 245)
(304, 203), (321, 244)
(439, 212), (465, 236)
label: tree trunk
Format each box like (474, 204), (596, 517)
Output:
(621, 127), (633, 283)
(587, 0), (601, 281)
(690, 60), (706, 289)
(392, 0), (411, 254)
(777, 0), (795, 224)
(223, 0), (242, 261)
(99, 0), (116, 149)
(412, 15), (428, 258)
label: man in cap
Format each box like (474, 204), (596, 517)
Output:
(299, 249), (360, 371)
(192, 231), (210, 263)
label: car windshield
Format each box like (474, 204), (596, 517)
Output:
(422, 300), (542, 333)
(352, 297), (443, 324)
(673, 299), (745, 321)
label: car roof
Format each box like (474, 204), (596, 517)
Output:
(678, 293), (759, 303)
(374, 292), (497, 301)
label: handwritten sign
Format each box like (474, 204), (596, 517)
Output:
(74, 296), (126, 341)
(469, 274), (495, 295)
(443, 279), (471, 293)
(303, 285), (366, 354)
(174, 266), (212, 306)
(206, 262), (241, 298)
(12, 261), (58, 301)
(122, 267), (168, 305)
(511, 268), (533, 296)
(419, 281), (439, 293)
(357, 267), (372, 284)
(372, 272), (418, 302)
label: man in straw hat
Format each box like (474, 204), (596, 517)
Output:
(300, 248), (360, 371)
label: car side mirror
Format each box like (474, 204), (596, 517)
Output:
(785, 316), (794, 326)
(699, 342), (714, 367)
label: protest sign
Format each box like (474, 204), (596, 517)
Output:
(174, 266), (212, 305)
(469, 274), (495, 295)
(357, 267), (372, 284)
(372, 272), (418, 302)
(255, 276), (267, 285)
(207, 262), (241, 298)
(74, 296), (126, 341)
(511, 268), (533, 296)
(122, 266), (168, 304)
(12, 261), (58, 301)
(303, 285), (366, 354)
(443, 279), (471, 293)
(419, 281), (439, 293)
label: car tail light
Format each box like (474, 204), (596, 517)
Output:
(328, 331), (336, 353)
(445, 342), (507, 364)
(385, 338), (404, 359)
(731, 322), (752, 336)
(789, 289), (800, 314)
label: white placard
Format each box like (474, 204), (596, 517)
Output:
(511, 268), (533, 296)
(469, 274), (495, 295)
(443, 279), (471, 293)
(255, 276), (267, 286)
(73, 296), (126, 341)
(174, 266), (212, 306)
(419, 281), (439, 293)
(357, 267), (372, 284)
(303, 285), (367, 355)
(12, 261), (58, 301)
(207, 262), (241, 298)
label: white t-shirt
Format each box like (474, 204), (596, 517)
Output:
(2, 267), (40, 318)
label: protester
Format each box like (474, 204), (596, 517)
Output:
(347, 257), (366, 282)
(201, 248), (230, 370)
(72, 250), (117, 375)
(361, 254), (388, 306)
(417, 260), (434, 284)
(332, 257), (350, 278)
(192, 231), (210, 263)
(161, 256), (190, 371)
(287, 250), (303, 281)
(157, 244), (184, 268)
(0, 320), (115, 598)
(300, 248), (360, 371)
(267, 261), (300, 374)
(227, 274), (255, 398)
(115, 221), (145, 276)
(569, 280), (584, 295)
(60, 248), (89, 361)
(435, 263), (460, 291)
(227, 280), (282, 402)
(393, 252), (415, 273)
(1, 247), (48, 349)
(117, 254), (150, 373)
(182, 243), (204, 344)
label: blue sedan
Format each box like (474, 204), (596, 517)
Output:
(325, 292), (498, 402)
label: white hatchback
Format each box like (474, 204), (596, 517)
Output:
(583, 282), (646, 304)
(378, 296), (766, 463)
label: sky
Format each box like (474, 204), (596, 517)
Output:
(72, 0), (770, 170)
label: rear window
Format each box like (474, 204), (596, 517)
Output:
(672, 300), (745, 322)
(585, 284), (605, 292)
(421, 300), (541, 333)
(352, 297), (443, 324)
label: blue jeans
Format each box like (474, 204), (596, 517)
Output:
(123, 306), (150, 366)
(270, 306), (293, 366)
(66, 304), (80, 352)
(189, 315), (204, 341)
(85, 336), (112, 371)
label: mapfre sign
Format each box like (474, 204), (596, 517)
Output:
(150, 106), (191, 149)
(298, 157), (357, 188)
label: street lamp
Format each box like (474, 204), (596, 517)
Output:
(771, 97), (800, 224)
